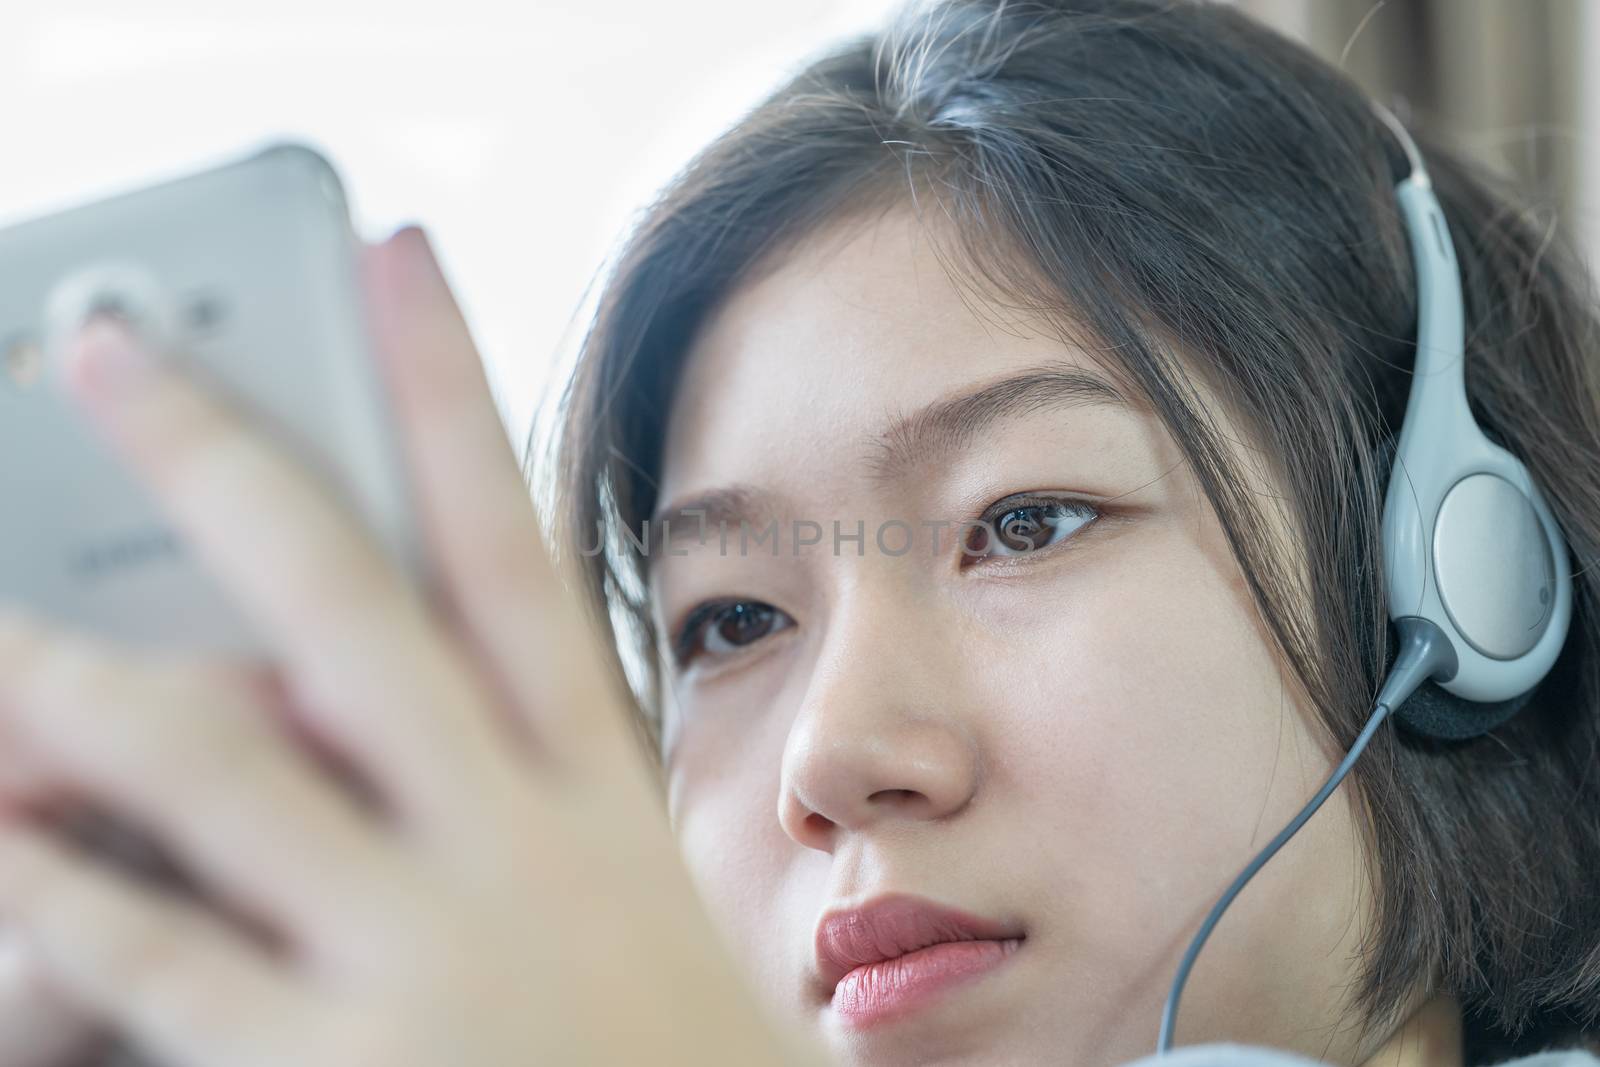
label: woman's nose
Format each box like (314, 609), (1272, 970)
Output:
(776, 597), (982, 852)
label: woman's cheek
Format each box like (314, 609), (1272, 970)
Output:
(969, 535), (1300, 910)
(670, 733), (823, 1025)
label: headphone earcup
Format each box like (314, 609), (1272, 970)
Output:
(1374, 434), (1538, 740)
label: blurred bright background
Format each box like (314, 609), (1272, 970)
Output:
(2, 0), (1596, 463)
(0, 0), (905, 457)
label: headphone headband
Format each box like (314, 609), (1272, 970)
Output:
(1371, 98), (1572, 731)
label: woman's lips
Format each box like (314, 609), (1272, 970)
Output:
(830, 935), (1024, 1028)
(813, 891), (1027, 1027)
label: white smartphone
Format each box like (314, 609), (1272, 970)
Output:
(0, 143), (428, 655)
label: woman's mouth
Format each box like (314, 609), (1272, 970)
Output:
(813, 891), (1027, 1029)
(830, 935), (1025, 1028)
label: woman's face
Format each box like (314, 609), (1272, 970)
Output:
(648, 202), (1379, 1066)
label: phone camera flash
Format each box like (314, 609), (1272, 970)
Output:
(184, 292), (226, 333)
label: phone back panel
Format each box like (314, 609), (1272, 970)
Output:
(0, 144), (426, 654)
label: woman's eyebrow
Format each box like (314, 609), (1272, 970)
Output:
(868, 361), (1133, 484)
(647, 484), (779, 568)
(644, 362), (1131, 570)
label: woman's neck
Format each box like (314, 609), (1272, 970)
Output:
(1360, 993), (1463, 1067)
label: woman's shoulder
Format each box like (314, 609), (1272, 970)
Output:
(1115, 1043), (1600, 1067)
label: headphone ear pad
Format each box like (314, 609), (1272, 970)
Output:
(1379, 638), (1535, 740)
(1374, 434), (1538, 740)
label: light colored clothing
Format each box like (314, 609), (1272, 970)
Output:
(1118, 1043), (1600, 1067)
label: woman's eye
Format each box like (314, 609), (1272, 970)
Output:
(673, 600), (794, 668)
(965, 498), (1100, 561)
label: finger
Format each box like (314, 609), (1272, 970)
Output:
(0, 926), (109, 1067)
(362, 230), (639, 774)
(0, 821), (306, 1067)
(0, 612), (401, 948)
(55, 315), (522, 830)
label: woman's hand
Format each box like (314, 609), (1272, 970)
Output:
(0, 934), (106, 1067)
(0, 229), (824, 1067)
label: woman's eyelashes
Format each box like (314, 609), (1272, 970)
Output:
(964, 494), (1102, 563)
(672, 599), (795, 669)
(667, 495), (1100, 668)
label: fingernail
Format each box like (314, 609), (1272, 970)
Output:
(387, 221), (425, 244)
(66, 314), (155, 396)
(391, 225), (442, 281)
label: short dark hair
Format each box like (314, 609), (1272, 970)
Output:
(550, 1), (1600, 1058)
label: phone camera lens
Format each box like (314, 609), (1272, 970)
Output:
(85, 292), (135, 324)
(43, 261), (178, 385)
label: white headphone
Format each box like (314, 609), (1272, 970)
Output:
(1156, 99), (1575, 1053)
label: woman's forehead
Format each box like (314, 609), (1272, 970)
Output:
(652, 199), (1294, 574)
(662, 204), (1130, 469)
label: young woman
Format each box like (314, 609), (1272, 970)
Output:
(0, 1), (1597, 1066)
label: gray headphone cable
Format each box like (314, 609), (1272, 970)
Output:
(1156, 615), (1460, 1053)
